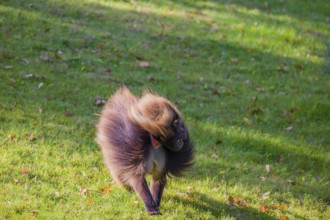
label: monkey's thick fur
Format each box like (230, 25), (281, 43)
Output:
(96, 87), (194, 214)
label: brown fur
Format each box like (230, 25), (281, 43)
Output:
(96, 87), (194, 214)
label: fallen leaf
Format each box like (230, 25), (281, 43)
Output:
(212, 145), (220, 151)
(277, 65), (289, 73)
(99, 184), (111, 194)
(228, 196), (235, 205)
(177, 192), (193, 199)
(13, 178), (19, 184)
(80, 188), (88, 197)
(38, 82), (44, 89)
(216, 139), (223, 145)
(259, 175), (266, 181)
(22, 58), (30, 64)
(247, 48), (254, 53)
(151, 33), (163, 39)
(278, 204), (286, 210)
(287, 179), (296, 185)
(54, 52), (61, 60)
(235, 198), (248, 207)
(159, 23), (170, 30)
(256, 87), (267, 92)
(276, 155), (283, 164)
(32, 210), (38, 216)
(251, 108), (263, 115)
(94, 96), (106, 106)
(24, 73), (34, 79)
(211, 153), (218, 158)
(22, 168), (28, 176)
(265, 164), (270, 173)
(64, 111), (73, 117)
(284, 125), (293, 132)
(87, 198), (93, 205)
(243, 117), (253, 125)
(44, 27), (50, 33)
(295, 64), (302, 71)
(28, 134), (36, 141)
(39, 53), (52, 62)
(282, 111), (293, 120)
(259, 204), (268, 213)
(97, 43), (105, 49)
(8, 135), (16, 141)
(262, 191), (271, 200)
(146, 75), (155, 81)
(209, 88), (219, 96)
(139, 61), (150, 68)
(220, 34), (227, 40)
(230, 58), (238, 64)
(134, 54), (145, 60)
(210, 23), (219, 32)
(280, 214), (287, 219)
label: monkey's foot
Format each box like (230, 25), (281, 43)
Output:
(147, 207), (161, 215)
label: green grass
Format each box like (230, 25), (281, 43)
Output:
(1, 0), (329, 219)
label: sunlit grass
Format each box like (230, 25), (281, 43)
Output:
(1, 0), (329, 219)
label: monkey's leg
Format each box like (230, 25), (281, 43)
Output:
(129, 176), (160, 215)
(150, 175), (167, 207)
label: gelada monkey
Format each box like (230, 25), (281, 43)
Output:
(96, 87), (194, 214)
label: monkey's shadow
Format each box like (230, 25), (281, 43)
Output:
(167, 192), (277, 219)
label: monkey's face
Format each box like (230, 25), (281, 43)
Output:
(153, 114), (187, 152)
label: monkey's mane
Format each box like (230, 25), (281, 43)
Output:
(129, 93), (177, 138)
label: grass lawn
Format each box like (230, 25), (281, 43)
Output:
(1, 0), (329, 219)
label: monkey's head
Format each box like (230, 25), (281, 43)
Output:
(130, 93), (188, 152)
(150, 111), (188, 152)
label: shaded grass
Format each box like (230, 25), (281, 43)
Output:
(1, 0), (329, 219)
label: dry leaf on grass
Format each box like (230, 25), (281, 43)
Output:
(80, 188), (88, 197)
(284, 125), (293, 132)
(139, 61), (150, 68)
(22, 168), (28, 176)
(87, 198), (93, 205)
(64, 111), (73, 117)
(8, 135), (16, 141)
(99, 184), (111, 195)
(262, 191), (271, 200)
(211, 153), (218, 158)
(259, 204), (268, 213)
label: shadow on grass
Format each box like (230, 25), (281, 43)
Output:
(189, 123), (330, 205)
(169, 192), (279, 220)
